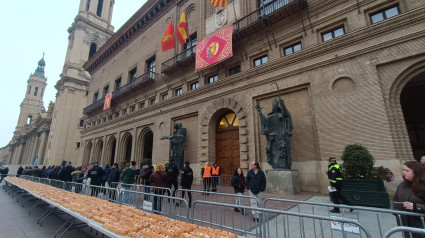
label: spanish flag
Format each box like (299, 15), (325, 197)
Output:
(162, 21), (175, 52)
(210, 0), (227, 8)
(176, 10), (189, 45)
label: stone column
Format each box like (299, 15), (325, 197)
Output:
(16, 144), (24, 165)
(100, 135), (107, 165)
(22, 137), (32, 165)
(8, 147), (15, 164)
(37, 131), (48, 165)
(30, 135), (40, 165)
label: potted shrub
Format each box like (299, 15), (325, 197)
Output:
(340, 144), (394, 208)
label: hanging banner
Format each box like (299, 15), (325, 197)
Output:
(103, 92), (112, 111)
(195, 24), (233, 71)
(33, 156), (38, 166)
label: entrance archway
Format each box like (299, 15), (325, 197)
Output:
(82, 141), (93, 166)
(104, 136), (116, 166)
(93, 140), (103, 164)
(216, 111), (240, 177)
(124, 135), (133, 164)
(400, 71), (425, 160)
(136, 129), (153, 165)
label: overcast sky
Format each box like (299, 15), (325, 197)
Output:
(0, 1), (147, 148)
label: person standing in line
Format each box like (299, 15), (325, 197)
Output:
(246, 161), (266, 222)
(165, 159), (179, 198)
(393, 161), (425, 238)
(107, 163), (121, 202)
(16, 166), (23, 177)
(420, 156), (425, 166)
(201, 163), (212, 195)
(231, 168), (247, 215)
(0, 165), (9, 183)
(86, 162), (105, 197)
(150, 163), (168, 213)
(121, 161), (138, 204)
(180, 161), (193, 208)
(327, 157), (353, 213)
(141, 164), (154, 200)
(211, 162), (220, 192)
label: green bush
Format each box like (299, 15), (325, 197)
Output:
(140, 158), (152, 166)
(341, 144), (375, 179)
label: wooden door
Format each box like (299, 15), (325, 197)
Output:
(216, 129), (240, 176)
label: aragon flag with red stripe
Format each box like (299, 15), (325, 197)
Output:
(162, 20), (175, 52)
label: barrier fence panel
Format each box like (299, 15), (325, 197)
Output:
(82, 184), (120, 203)
(119, 189), (189, 221)
(383, 226), (425, 238)
(49, 179), (66, 190)
(263, 197), (425, 238)
(191, 201), (372, 238)
(65, 182), (86, 195)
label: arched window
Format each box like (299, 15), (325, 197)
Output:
(89, 42), (97, 59)
(34, 87), (38, 96)
(27, 116), (32, 124)
(97, 0), (104, 17)
(217, 112), (239, 130)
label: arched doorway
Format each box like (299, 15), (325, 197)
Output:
(82, 141), (93, 166)
(216, 112), (240, 178)
(124, 135), (133, 164)
(93, 140), (103, 164)
(109, 138), (116, 166)
(400, 71), (425, 160)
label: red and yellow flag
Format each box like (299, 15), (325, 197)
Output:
(210, 0), (228, 7)
(176, 10), (189, 45)
(103, 93), (112, 111)
(195, 24), (233, 71)
(162, 21), (175, 52)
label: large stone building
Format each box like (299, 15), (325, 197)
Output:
(1, 56), (52, 165)
(79, 0), (425, 193)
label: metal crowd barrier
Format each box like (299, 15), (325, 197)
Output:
(49, 179), (66, 190)
(192, 200), (372, 238)
(262, 197), (425, 238)
(119, 189), (189, 221)
(383, 226), (425, 238)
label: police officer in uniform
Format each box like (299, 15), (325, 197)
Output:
(87, 162), (105, 197)
(327, 157), (353, 213)
(180, 161), (193, 207)
(166, 159), (179, 198)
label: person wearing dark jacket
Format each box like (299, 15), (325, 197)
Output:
(141, 164), (153, 200)
(31, 166), (43, 177)
(16, 166), (23, 177)
(246, 161), (266, 222)
(150, 163), (168, 213)
(60, 163), (75, 183)
(101, 164), (111, 187)
(327, 157), (352, 213)
(107, 163), (120, 202)
(393, 161), (425, 238)
(0, 166), (9, 182)
(71, 167), (84, 193)
(180, 161), (193, 208)
(231, 168), (247, 214)
(165, 159), (179, 198)
(87, 162), (104, 197)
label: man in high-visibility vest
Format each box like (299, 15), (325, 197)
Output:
(327, 157), (353, 213)
(201, 163), (212, 195)
(211, 162), (220, 192)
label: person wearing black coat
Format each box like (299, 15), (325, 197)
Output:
(246, 161), (266, 222)
(60, 163), (75, 183)
(107, 163), (120, 202)
(141, 164), (153, 200)
(87, 162), (104, 197)
(165, 159), (179, 197)
(231, 168), (247, 214)
(180, 161), (193, 208)
(16, 166), (23, 177)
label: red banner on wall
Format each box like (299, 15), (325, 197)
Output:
(103, 92), (112, 111)
(195, 24), (233, 71)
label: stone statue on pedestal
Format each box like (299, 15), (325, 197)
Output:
(160, 123), (187, 170)
(256, 83), (293, 170)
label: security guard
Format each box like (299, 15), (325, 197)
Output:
(201, 163), (212, 194)
(211, 162), (220, 192)
(327, 157), (353, 213)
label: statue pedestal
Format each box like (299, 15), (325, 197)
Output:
(265, 170), (299, 195)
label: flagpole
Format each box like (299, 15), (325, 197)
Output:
(172, 13), (177, 56)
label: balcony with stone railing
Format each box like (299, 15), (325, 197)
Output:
(83, 71), (157, 115)
(161, 45), (196, 74)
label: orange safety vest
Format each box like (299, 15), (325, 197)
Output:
(203, 166), (211, 177)
(212, 166), (220, 176)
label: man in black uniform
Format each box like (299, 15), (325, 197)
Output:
(327, 157), (353, 213)
(180, 161), (193, 207)
(87, 162), (105, 197)
(166, 159), (179, 198)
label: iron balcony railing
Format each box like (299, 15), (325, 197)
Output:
(83, 71), (157, 115)
(233, 0), (307, 37)
(161, 45), (196, 74)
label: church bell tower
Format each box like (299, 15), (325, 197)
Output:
(45, 0), (115, 165)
